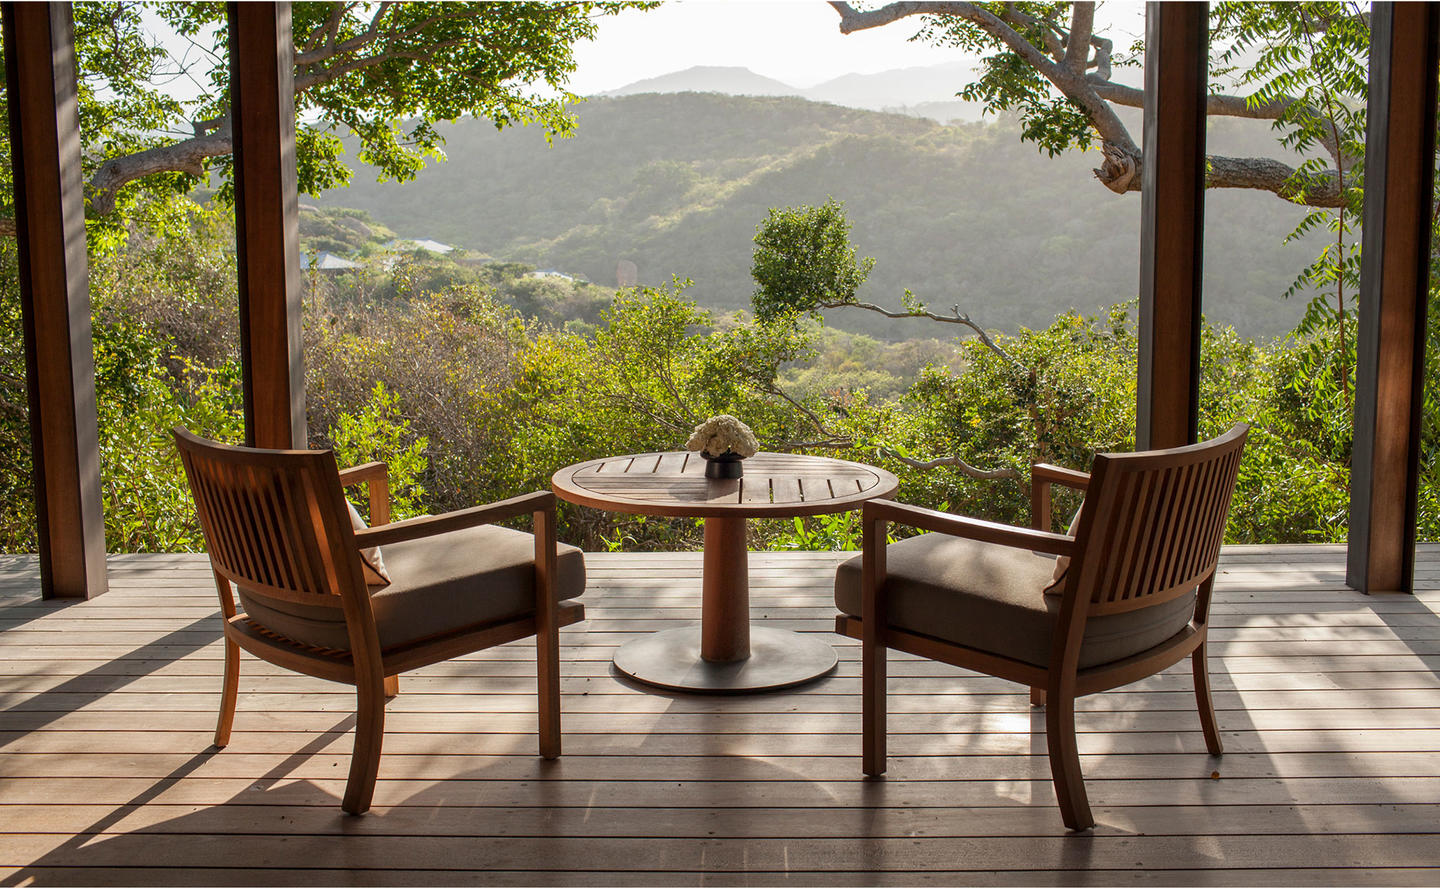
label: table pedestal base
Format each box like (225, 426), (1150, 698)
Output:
(612, 626), (837, 694)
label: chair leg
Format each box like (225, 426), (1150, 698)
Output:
(1192, 646), (1224, 755)
(537, 613), (561, 760)
(384, 674), (400, 698)
(1045, 687), (1093, 831)
(342, 673), (387, 816)
(1030, 687), (1046, 707)
(861, 628), (887, 776)
(214, 637), (240, 748)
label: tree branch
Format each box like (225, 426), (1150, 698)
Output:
(294, 2), (396, 66)
(87, 123), (234, 216)
(1093, 151), (1344, 206)
(831, 1), (1139, 159)
(1064, 3), (1095, 75)
(759, 381), (852, 448)
(1089, 78), (1352, 168)
(822, 298), (1024, 369)
(832, 1), (1356, 204)
(1088, 78), (1294, 120)
(878, 447), (1022, 480)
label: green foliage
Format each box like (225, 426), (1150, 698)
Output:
(305, 280), (529, 519)
(768, 512), (899, 552)
(1, 212), (248, 552)
(0, 241), (36, 549)
(845, 308), (1137, 528)
(0, 208), (1383, 555)
(498, 280), (826, 549)
(1414, 284), (1440, 542)
(86, 210), (246, 552)
(751, 199), (875, 322)
(329, 383), (430, 521)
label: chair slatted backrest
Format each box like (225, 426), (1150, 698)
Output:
(174, 428), (355, 610)
(1070, 425), (1248, 615)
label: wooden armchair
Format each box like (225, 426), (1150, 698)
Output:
(173, 428), (586, 815)
(834, 425), (1248, 830)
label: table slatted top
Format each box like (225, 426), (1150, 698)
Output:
(551, 451), (899, 518)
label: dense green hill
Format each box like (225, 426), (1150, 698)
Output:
(319, 92), (1327, 339)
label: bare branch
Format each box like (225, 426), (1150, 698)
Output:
(758, 382), (851, 447)
(774, 437), (854, 449)
(878, 447), (1022, 480)
(822, 299), (1024, 369)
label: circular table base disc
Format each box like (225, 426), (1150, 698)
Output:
(613, 626), (838, 694)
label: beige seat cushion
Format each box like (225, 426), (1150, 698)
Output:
(834, 532), (1195, 669)
(239, 522), (585, 652)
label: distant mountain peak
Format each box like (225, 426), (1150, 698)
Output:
(601, 66), (800, 98)
(599, 61), (986, 122)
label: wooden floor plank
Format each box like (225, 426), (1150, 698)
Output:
(0, 548), (1437, 884)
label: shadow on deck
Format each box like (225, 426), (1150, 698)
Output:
(0, 546), (1438, 885)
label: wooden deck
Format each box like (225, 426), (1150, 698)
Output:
(1, 545), (1439, 886)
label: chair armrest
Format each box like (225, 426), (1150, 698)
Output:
(864, 499), (1074, 557)
(355, 491), (555, 548)
(1032, 463), (1090, 491)
(1030, 463), (1089, 533)
(339, 462), (390, 526)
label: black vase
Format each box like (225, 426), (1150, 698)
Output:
(702, 451), (745, 479)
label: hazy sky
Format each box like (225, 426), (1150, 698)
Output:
(567, 1), (1149, 94)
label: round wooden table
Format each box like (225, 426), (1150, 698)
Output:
(552, 451), (899, 693)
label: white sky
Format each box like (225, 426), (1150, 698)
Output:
(566, 1), (1149, 94)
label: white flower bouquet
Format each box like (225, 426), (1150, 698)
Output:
(686, 414), (759, 459)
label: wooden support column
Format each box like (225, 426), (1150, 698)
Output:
(229, 2), (305, 449)
(1347, 3), (1440, 595)
(1137, 2), (1208, 450)
(3, 2), (107, 599)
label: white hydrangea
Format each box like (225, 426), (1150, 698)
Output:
(686, 414), (759, 458)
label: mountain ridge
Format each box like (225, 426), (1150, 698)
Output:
(599, 62), (986, 122)
(319, 91), (1323, 340)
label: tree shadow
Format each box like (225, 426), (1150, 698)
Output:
(0, 615), (221, 740)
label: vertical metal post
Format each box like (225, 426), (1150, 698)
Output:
(3, 2), (107, 599)
(229, 1), (305, 449)
(1137, 2), (1209, 450)
(1347, 2), (1440, 594)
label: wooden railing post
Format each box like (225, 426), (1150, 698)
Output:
(1137, 2), (1209, 451)
(2, 1), (107, 599)
(1347, 2), (1440, 594)
(229, 1), (305, 449)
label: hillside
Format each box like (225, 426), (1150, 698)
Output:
(318, 92), (1327, 339)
